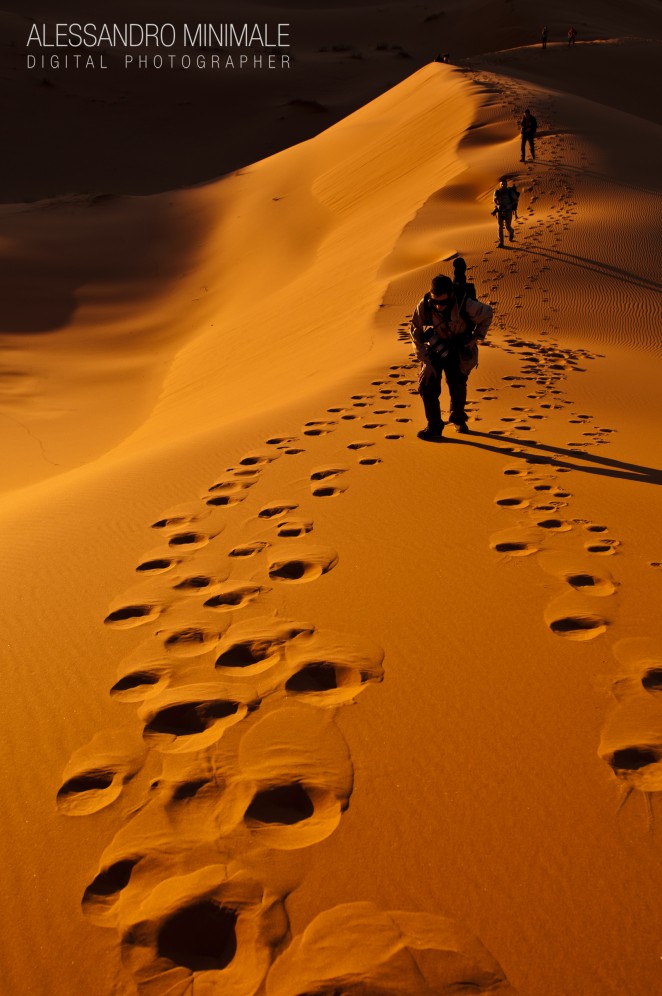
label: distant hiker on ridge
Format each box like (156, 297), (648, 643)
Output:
(520, 107), (537, 162)
(492, 177), (519, 247)
(410, 273), (493, 440)
(568, 26), (577, 46)
(541, 26), (548, 49)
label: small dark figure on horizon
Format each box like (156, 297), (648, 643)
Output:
(410, 274), (492, 441)
(541, 26), (548, 49)
(568, 26), (577, 46)
(520, 107), (537, 162)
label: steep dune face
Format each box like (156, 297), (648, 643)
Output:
(0, 65), (478, 493)
(1, 7), (662, 996)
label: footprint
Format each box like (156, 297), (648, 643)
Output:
(203, 584), (266, 611)
(172, 574), (215, 593)
(110, 665), (170, 702)
(310, 468), (347, 482)
(104, 603), (161, 629)
(167, 532), (210, 550)
(284, 629), (384, 707)
(535, 518), (572, 532)
(57, 733), (146, 816)
(564, 572), (616, 596)
(120, 866), (288, 988)
(359, 457), (382, 466)
(136, 558), (177, 575)
(229, 542), (269, 558)
(215, 618), (314, 674)
(277, 519), (313, 538)
(230, 705), (354, 849)
(160, 626), (224, 658)
(206, 492), (247, 508)
(265, 902), (515, 994)
(140, 684), (256, 752)
(585, 539), (620, 556)
(267, 543), (338, 583)
(312, 485), (347, 498)
(151, 514), (201, 531)
(490, 528), (540, 557)
(495, 494), (530, 509)
(259, 503), (298, 519)
(348, 441), (375, 451)
(303, 421), (336, 436)
(547, 613), (607, 640)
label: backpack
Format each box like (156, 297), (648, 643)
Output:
(423, 290), (476, 336)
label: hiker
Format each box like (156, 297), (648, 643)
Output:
(541, 26), (548, 49)
(520, 108), (537, 162)
(568, 26), (577, 46)
(410, 273), (493, 440)
(492, 178), (519, 247)
(452, 256), (477, 299)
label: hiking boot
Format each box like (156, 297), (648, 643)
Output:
(456, 422), (470, 434)
(417, 425), (444, 441)
(509, 232), (514, 241)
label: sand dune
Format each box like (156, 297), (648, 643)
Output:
(1, 6), (662, 996)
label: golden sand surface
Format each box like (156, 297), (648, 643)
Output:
(1, 2), (661, 993)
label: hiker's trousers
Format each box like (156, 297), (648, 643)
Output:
(498, 209), (514, 243)
(418, 354), (469, 429)
(521, 132), (535, 159)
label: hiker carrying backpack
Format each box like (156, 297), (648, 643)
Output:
(409, 272), (493, 440)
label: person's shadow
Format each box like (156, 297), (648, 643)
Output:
(445, 429), (662, 486)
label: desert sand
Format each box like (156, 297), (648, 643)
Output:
(1, 1), (661, 994)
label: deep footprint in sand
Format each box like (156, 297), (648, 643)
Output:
(167, 531), (211, 550)
(310, 468), (348, 482)
(547, 613), (608, 640)
(229, 541), (269, 558)
(312, 485), (347, 498)
(136, 557), (178, 575)
(203, 583), (267, 611)
(57, 733), (146, 816)
(267, 544), (338, 583)
(258, 503), (298, 519)
(303, 421), (337, 436)
(495, 494), (530, 509)
(277, 519), (313, 538)
(104, 603), (161, 629)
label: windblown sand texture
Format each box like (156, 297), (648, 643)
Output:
(1, 1), (662, 994)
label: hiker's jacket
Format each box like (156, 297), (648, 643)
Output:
(520, 114), (537, 135)
(410, 293), (493, 364)
(494, 186), (519, 213)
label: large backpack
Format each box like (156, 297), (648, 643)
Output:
(423, 289), (476, 336)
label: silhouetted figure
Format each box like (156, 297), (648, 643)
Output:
(568, 26), (577, 46)
(492, 178), (519, 247)
(410, 275), (492, 440)
(520, 108), (537, 162)
(442, 52), (450, 63)
(434, 53), (443, 63)
(541, 26), (548, 49)
(452, 257), (477, 299)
